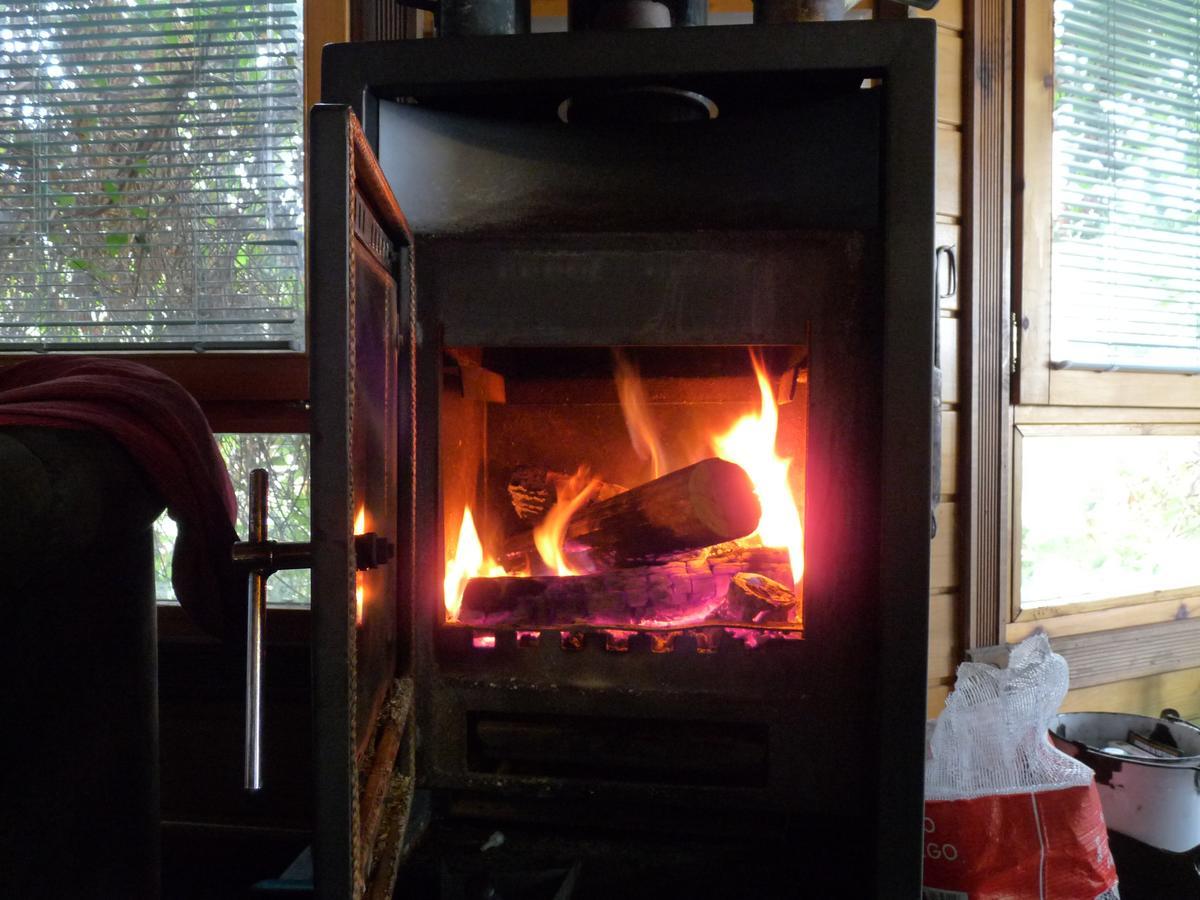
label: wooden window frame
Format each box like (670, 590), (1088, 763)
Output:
(1013, 0), (1200, 409)
(963, 0), (1200, 688)
(1009, 415), (1200, 637)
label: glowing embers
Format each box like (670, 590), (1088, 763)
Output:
(457, 542), (794, 630)
(441, 347), (805, 638)
(461, 627), (803, 652)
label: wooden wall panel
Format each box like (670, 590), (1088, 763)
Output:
(928, 0), (965, 717)
(936, 126), (963, 218)
(1061, 667), (1200, 721)
(963, 0), (1013, 652)
(306, 0), (350, 111)
(1009, 595), (1200, 643)
(928, 591), (960, 683)
(931, 503), (957, 590)
(939, 316), (959, 405)
(927, 683), (951, 719)
(940, 410), (958, 496)
(915, 0), (963, 32)
(1050, 619), (1200, 690)
(937, 32), (963, 127)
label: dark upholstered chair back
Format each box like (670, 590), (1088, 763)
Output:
(0, 427), (165, 899)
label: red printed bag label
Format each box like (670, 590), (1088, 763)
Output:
(923, 783), (1118, 900)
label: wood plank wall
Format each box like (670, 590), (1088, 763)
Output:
(916, 0), (1200, 723)
(921, 0), (965, 719)
(1061, 667), (1200, 721)
(919, 1), (1198, 724)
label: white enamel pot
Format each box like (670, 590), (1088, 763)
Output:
(1050, 709), (1200, 853)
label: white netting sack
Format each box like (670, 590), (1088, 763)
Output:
(926, 632), (1093, 801)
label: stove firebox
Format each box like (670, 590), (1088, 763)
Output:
(310, 22), (936, 898)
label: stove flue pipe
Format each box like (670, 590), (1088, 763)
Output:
(752, 0), (847, 21)
(568, 0), (705, 28)
(436, 0), (704, 36)
(438, 0), (531, 36)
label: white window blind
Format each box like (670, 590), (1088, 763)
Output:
(0, 0), (304, 351)
(1052, 0), (1200, 372)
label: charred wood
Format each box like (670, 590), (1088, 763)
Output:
(507, 464), (626, 522)
(502, 458), (761, 570)
(719, 572), (799, 624)
(460, 545), (793, 629)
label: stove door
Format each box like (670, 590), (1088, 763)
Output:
(309, 104), (412, 900)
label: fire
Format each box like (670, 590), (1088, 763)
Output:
(613, 350), (668, 479)
(354, 506), (367, 626)
(533, 466), (600, 576)
(443, 506), (505, 621)
(440, 348), (804, 633)
(712, 352), (804, 582)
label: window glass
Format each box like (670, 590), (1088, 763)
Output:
(155, 432), (309, 605)
(1021, 433), (1200, 607)
(0, 0), (304, 350)
(1051, 0), (1200, 372)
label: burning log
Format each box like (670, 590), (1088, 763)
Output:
(507, 464), (626, 522)
(460, 546), (792, 629)
(502, 457), (761, 570)
(665, 541), (794, 588)
(720, 572), (798, 624)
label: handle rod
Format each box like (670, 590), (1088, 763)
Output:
(244, 468), (269, 792)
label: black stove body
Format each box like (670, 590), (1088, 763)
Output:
(308, 22), (936, 898)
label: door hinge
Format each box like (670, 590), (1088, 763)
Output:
(1010, 312), (1020, 375)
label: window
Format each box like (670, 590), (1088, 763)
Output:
(1009, 0), (1200, 674)
(154, 432), (310, 606)
(1050, 0), (1200, 374)
(1017, 0), (1200, 405)
(0, 0), (331, 622)
(0, 0), (305, 350)
(1016, 428), (1200, 615)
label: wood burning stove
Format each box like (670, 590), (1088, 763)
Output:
(308, 21), (936, 898)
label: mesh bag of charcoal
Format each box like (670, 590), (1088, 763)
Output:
(923, 633), (1120, 900)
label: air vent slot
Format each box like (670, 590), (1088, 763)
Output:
(468, 713), (768, 786)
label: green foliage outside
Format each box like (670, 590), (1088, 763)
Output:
(154, 432), (310, 605)
(1022, 435), (1200, 606)
(0, 0), (304, 348)
(1051, 0), (1200, 368)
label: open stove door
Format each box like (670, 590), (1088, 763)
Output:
(309, 104), (414, 900)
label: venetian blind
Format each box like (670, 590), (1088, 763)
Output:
(0, 0), (304, 350)
(1051, 0), (1200, 372)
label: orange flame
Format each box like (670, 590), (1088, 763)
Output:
(444, 507), (504, 621)
(712, 352), (804, 582)
(614, 351), (668, 480)
(354, 506), (367, 626)
(533, 466), (600, 576)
